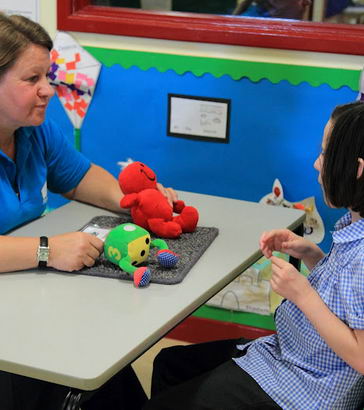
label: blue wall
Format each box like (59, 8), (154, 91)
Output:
(47, 64), (357, 252)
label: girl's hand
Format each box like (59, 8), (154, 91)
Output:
(156, 182), (178, 207)
(260, 229), (325, 271)
(270, 256), (312, 306)
(48, 232), (104, 272)
(260, 229), (311, 259)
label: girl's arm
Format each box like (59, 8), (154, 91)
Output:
(299, 287), (364, 374)
(270, 256), (364, 374)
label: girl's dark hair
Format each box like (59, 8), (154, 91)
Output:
(0, 13), (53, 81)
(322, 101), (364, 217)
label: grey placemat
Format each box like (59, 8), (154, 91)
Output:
(78, 215), (219, 285)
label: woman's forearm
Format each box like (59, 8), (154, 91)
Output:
(65, 164), (124, 212)
(0, 236), (39, 272)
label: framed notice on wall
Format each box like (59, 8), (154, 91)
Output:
(167, 94), (230, 143)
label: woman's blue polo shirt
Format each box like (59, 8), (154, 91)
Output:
(0, 119), (90, 234)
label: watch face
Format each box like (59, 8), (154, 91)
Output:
(38, 247), (49, 262)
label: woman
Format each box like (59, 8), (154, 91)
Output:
(0, 12), (176, 410)
(143, 101), (364, 409)
(0, 12), (176, 274)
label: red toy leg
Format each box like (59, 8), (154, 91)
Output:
(148, 218), (182, 239)
(173, 200), (185, 214)
(173, 206), (199, 233)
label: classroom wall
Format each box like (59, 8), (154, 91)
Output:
(42, 5), (364, 252)
(41, 1), (364, 253)
(40, 0), (364, 329)
(47, 52), (356, 252)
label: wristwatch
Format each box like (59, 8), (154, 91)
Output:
(37, 236), (49, 268)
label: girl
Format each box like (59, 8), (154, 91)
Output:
(143, 101), (364, 409)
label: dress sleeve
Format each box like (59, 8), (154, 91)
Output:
(39, 119), (91, 193)
(347, 250), (364, 330)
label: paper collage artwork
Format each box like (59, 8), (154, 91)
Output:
(48, 32), (101, 150)
(259, 179), (325, 244)
(207, 179), (321, 316)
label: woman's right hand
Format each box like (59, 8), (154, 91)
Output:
(48, 232), (104, 272)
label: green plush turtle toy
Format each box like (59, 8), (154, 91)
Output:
(104, 223), (179, 287)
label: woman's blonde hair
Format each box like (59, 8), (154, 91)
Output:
(0, 13), (52, 80)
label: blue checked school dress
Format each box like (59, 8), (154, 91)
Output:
(235, 213), (364, 409)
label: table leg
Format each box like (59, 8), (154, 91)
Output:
(62, 389), (83, 410)
(62, 387), (97, 410)
(289, 223), (304, 271)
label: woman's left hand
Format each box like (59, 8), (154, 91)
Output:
(156, 182), (178, 207)
(270, 255), (312, 306)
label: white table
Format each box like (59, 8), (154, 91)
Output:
(2, 191), (304, 391)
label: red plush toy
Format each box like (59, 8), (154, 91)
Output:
(119, 162), (199, 238)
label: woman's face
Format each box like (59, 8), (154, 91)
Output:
(314, 118), (332, 186)
(0, 44), (54, 133)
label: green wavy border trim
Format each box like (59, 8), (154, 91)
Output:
(85, 46), (360, 91)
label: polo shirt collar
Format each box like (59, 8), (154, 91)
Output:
(333, 212), (364, 243)
(16, 126), (34, 139)
(15, 126), (34, 171)
(0, 127), (32, 162)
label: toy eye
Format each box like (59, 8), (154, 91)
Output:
(132, 261), (137, 266)
(140, 250), (145, 257)
(145, 238), (150, 244)
(141, 164), (145, 167)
